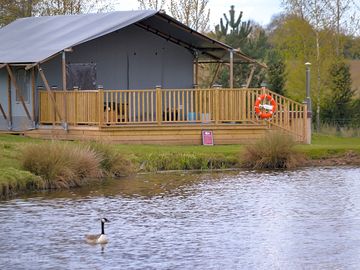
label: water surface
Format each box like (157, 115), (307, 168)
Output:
(1, 167), (360, 269)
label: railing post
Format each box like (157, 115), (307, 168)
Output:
(213, 84), (221, 124)
(156, 85), (162, 125)
(98, 88), (104, 127)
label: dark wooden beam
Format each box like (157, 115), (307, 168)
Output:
(0, 103), (7, 120)
(37, 65), (64, 124)
(6, 64), (33, 121)
(245, 65), (256, 88)
(209, 63), (222, 88)
(7, 74), (12, 129)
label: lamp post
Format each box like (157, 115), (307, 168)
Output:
(305, 62), (312, 144)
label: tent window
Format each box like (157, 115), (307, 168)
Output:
(15, 68), (30, 102)
(66, 63), (97, 90)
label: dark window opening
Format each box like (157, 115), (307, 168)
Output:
(66, 63), (97, 90)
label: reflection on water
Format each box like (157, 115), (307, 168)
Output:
(0, 167), (360, 269)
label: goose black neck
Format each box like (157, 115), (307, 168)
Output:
(101, 221), (105, 235)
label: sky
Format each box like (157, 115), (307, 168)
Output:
(112, 0), (283, 28)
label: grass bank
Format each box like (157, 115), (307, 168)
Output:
(0, 133), (359, 198)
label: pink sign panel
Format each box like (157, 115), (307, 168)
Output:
(202, 130), (214, 145)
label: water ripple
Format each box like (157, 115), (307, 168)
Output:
(0, 167), (360, 269)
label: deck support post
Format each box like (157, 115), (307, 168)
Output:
(156, 85), (162, 125)
(229, 50), (234, 89)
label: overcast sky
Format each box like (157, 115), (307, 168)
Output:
(112, 0), (283, 27)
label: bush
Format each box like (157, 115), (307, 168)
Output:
(21, 142), (102, 189)
(0, 167), (44, 198)
(241, 131), (305, 169)
(86, 142), (134, 176)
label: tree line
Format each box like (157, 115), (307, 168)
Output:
(1, 0), (359, 130)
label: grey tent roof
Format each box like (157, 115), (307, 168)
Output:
(0, 10), (264, 67)
(0, 10), (157, 63)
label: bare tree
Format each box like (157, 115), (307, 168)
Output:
(169, 0), (210, 32)
(138, 0), (166, 10)
(37, 0), (112, 16)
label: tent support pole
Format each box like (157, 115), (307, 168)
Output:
(6, 65), (33, 121)
(195, 56), (199, 86)
(62, 51), (68, 130)
(229, 50), (234, 89)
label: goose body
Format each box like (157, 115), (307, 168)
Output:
(85, 218), (110, 244)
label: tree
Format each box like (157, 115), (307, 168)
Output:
(266, 50), (287, 95)
(0, 0), (40, 26)
(321, 60), (355, 128)
(37, 0), (112, 16)
(138, 0), (166, 10)
(213, 6), (269, 88)
(169, 0), (210, 32)
(0, 0), (111, 27)
(281, 0), (360, 131)
(215, 5), (252, 47)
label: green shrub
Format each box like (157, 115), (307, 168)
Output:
(21, 142), (102, 189)
(0, 167), (44, 198)
(86, 142), (134, 176)
(241, 131), (305, 169)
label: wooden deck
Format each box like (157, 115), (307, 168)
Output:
(31, 88), (309, 144)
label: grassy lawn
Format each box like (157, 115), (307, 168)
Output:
(296, 134), (360, 159)
(0, 133), (358, 198)
(0, 133), (359, 170)
(0, 134), (360, 168)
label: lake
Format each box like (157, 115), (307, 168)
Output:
(0, 167), (360, 269)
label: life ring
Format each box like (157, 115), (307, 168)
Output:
(254, 94), (277, 119)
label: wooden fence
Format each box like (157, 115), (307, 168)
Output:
(39, 88), (307, 141)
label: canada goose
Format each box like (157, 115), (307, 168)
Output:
(85, 218), (110, 244)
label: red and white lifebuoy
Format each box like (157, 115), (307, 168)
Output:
(254, 94), (277, 119)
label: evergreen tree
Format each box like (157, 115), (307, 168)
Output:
(266, 50), (286, 95)
(214, 6), (268, 88)
(321, 61), (355, 128)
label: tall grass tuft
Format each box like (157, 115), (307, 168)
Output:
(86, 142), (134, 176)
(0, 167), (44, 198)
(21, 142), (102, 189)
(241, 131), (305, 169)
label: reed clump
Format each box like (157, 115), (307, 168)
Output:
(86, 142), (134, 176)
(140, 152), (238, 172)
(0, 167), (44, 198)
(241, 132), (305, 169)
(21, 142), (102, 189)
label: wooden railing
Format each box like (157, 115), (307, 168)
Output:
(39, 88), (307, 141)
